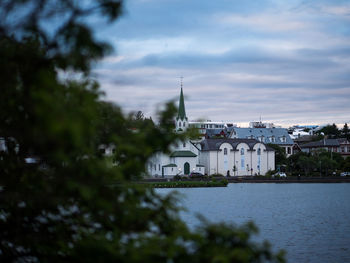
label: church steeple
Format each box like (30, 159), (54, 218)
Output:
(177, 87), (187, 120)
(175, 78), (188, 132)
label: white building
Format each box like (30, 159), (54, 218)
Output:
(199, 138), (275, 176)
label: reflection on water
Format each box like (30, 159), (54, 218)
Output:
(157, 183), (350, 263)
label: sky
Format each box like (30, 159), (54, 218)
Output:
(93, 0), (350, 127)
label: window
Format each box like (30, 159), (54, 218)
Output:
(241, 148), (244, 155)
(287, 147), (291, 154)
(171, 168), (173, 171)
(257, 148), (261, 155)
(270, 136), (275, 143)
(280, 136), (286, 143)
(183, 122), (186, 127)
(154, 164), (156, 171)
(224, 148), (227, 155)
(179, 122), (182, 127)
(241, 159), (244, 169)
(341, 147), (345, 153)
(183, 142), (186, 148)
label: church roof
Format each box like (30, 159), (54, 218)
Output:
(170, 150), (197, 157)
(177, 88), (187, 120)
(200, 138), (275, 151)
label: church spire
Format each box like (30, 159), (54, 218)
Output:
(177, 78), (187, 120)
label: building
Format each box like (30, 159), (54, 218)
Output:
(229, 126), (294, 157)
(188, 121), (236, 138)
(300, 138), (350, 159)
(199, 138), (275, 176)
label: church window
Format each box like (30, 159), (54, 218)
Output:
(241, 148), (244, 155)
(179, 122), (182, 127)
(257, 148), (261, 155)
(183, 142), (186, 148)
(224, 148), (227, 155)
(183, 122), (186, 127)
(241, 159), (244, 169)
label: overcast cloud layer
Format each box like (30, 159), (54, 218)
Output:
(94, 0), (350, 127)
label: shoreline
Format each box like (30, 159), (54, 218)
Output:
(142, 176), (350, 184)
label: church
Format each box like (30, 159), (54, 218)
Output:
(146, 88), (275, 177)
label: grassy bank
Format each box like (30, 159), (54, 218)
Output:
(150, 180), (228, 188)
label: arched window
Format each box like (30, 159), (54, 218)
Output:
(179, 122), (182, 127)
(257, 148), (261, 155)
(183, 122), (186, 127)
(240, 148), (244, 155)
(224, 148), (227, 155)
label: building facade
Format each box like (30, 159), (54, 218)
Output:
(199, 138), (275, 176)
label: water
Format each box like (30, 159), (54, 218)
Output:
(157, 183), (350, 263)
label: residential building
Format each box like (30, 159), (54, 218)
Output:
(300, 138), (350, 159)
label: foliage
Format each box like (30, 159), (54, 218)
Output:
(0, 1), (285, 262)
(266, 144), (287, 165)
(265, 170), (277, 177)
(286, 150), (342, 176)
(342, 123), (350, 140)
(317, 123), (340, 138)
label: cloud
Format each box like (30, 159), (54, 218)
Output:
(94, 0), (350, 127)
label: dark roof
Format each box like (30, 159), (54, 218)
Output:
(300, 139), (340, 148)
(163, 163), (177, 167)
(200, 138), (274, 151)
(176, 88), (187, 120)
(170, 151), (197, 157)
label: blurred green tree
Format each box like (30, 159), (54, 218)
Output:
(0, 1), (285, 262)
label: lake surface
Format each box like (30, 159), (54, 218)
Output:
(157, 183), (350, 263)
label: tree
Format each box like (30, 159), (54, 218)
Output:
(287, 151), (308, 175)
(266, 144), (287, 166)
(342, 123), (350, 140)
(318, 124), (340, 138)
(0, 1), (285, 262)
